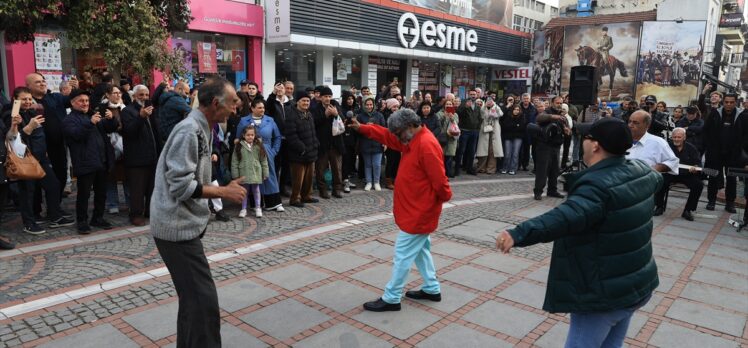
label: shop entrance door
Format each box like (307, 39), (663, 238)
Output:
(370, 57), (406, 97)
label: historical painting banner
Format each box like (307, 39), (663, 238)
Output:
(561, 22), (641, 102)
(531, 26), (564, 98)
(635, 21), (706, 107)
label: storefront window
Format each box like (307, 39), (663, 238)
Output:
(275, 48), (317, 89)
(369, 56), (406, 97)
(452, 66), (476, 99)
(416, 61), (440, 97)
(172, 31), (248, 89)
(333, 53), (361, 91)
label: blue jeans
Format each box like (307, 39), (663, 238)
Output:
(454, 129), (479, 174)
(503, 138), (523, 172)
(362, 152), (383, 184)
(572, 134), (581, 162)
(565, 294), (651, 348)
(382, 231), (440, 304)
(106, 180), (130, 210)
(444, 156), (454, 177)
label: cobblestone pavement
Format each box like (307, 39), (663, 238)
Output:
(0, 174), (746, 347)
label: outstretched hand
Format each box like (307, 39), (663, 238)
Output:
(496, 230), (514, 254)
(222, 177), (248, 203)
(347, 118), (361, 131)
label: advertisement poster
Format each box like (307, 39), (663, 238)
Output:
(197, 42), (218, 73)
(41, 72), (63, 93)
(394, 0), (512, 27)
(172, 39), (193, 72)
(635, 21), (705, 106)
(33, 34), (63, 71)
(232, 50), (245, 71)
(531, 27), (564, 98)
(561, 22), (641, 101)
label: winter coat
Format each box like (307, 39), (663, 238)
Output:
(437, 110), (459, 157)
(675, 117), (704, 153)
(508, 157), (661, 313)
(120, 102), (161, 168)
(157, 91), (191, 143)
(284, 105), (319, 163)
(266, 92), (290, 135)
(231, 141), (269, 185)
(501, 113), (528, 140)
(34, 92), (69, 149)
(63, 108), (117, 176)
(704, 107), (747, 166)
(312, 100), (346, 156)
(0, 120), (6, 184)
(236, 115), (282, 195)
(476, 105), (504, 157)
(457, 99), (482, 131)
(357, 110), (386, 154)
(1, 106), (47, 162)
(420, 112), (442, 140)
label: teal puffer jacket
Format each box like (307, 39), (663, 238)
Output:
(509, 157), (662, 313)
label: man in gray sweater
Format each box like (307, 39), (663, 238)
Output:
(150, 78), (246, 348)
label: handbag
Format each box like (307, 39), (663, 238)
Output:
(483, 124), (494, 133)
(5, 141), (46, 180)
(448, 121), (461, 137)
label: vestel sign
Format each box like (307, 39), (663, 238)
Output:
(397, 12), (478, 52)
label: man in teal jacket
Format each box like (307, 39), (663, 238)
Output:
(497, 118), (662, 348)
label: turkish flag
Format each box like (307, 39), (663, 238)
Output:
(232, 50), (245, 71)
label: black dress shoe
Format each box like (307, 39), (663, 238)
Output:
(290, 201), (305, 208)
(725, 204), (737, 213)
(547, 192), (565, 199)
(214, 210), (231, 222)
(363, 298), (401, 312)
(90, 218), (113, 230)
(320, 193), (331, 199)
(303, 198), (320, 203)
(653, 206), (665, 216)
(706, 202), (715, 211)
(280, 190), (290, 197)
(0, 236), (16, 250)
(405, 290), (441, 302)
(534, 193), (542, 201)
(681, 210), (694, 221)
(332, 192), (343, 198)
(78, 223), (92, 235)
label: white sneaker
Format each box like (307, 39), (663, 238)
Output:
(239, 209), (246, 218)
(343, 179), (351, 193)
(348, 181), (357, 188)
(364, 183), (372, 191)
(255, 208), (263, 218)
(108, 207), (119, 214)
(374, 183), (382, 191)
(276, 205), (285, 212)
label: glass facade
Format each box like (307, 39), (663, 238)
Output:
(172, 31), (248, 89)
(333, 52), (362, 91)
(275, 48), (317, 89)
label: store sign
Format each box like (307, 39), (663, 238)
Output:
(397, 12), (478, 52)
(197, 42), (218, 73)
(494, 68), (531, 80)
(189, 0), (264, 37)
(720, 13), (744, 28)
(265, 0), (290, 42)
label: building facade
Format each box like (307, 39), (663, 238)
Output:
(262, 0), (532, 99)
(512, 0), (561, 33)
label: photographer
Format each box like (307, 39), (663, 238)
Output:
(644, 95), (670, 138)
(533, 96), (570, 200)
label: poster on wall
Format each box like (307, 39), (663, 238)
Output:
(33, 34), (63, 71)
(635, 21), (705, 106)
(41, 72), (63, 93)
(531, 27), (564, 98)
(394, 0), (512, 27)
(561, 22), (641, 102)
(197, 42), (218, 73)
(172, 39), (193, 72)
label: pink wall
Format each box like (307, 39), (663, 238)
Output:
(4, 41), (35, 90)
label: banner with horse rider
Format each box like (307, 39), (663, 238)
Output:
(531, 26), (564, 98)
(560, 22), (641, 102)
(635, 21), (706, 107)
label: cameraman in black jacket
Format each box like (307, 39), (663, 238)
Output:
(533, 96), (570, 200)
(643, 95), (670, 137)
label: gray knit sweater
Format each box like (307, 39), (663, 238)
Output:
(150, 109), (213, 242)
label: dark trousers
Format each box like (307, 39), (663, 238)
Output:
(454, 129), (478, 174)
(47, 144), (68, 198)
(16, 180), (36, 226)
(154, 236), (221, 348)
(534, 142), (561, 194)
(520, 136), (536, 170)
(290, 162), (314, 204)
(444, 156), (454, 177)
(33, 159), (63, 219)
(0, 183), (6, 222)
(315, 149), (343, 194)
(561, 134), (572, 168)
(76, 170), (107, 223)
(342, 142), (357, 180)
(656, 174), (704, 212)
(276, 141), (291, 191)
(385, 149), (401, 179)
(707, 164), (737, 204)
(125, 166), (155, 218)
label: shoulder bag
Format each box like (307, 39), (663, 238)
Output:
(5, 140), (46, 180)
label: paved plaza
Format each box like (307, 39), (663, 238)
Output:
(0, 175), (746, 347)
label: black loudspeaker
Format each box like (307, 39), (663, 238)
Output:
(569, 65), (597, 105)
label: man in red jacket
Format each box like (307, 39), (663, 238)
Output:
(350, 108), (453, 312)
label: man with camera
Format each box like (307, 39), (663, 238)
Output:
(644, 95), (670, 138)
(533, 96), (570, 200)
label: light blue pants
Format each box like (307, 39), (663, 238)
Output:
(363, 152), (383, 185)
(382, 231), (440, 304)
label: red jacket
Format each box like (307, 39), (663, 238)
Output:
(358, 124), (452, 234)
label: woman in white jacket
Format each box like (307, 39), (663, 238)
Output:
(476, 98), (504, 174)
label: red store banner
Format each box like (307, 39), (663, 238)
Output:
(197, 42), (218, 73)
